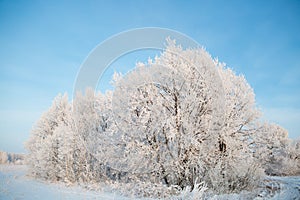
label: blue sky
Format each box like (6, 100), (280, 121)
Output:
(0, 0), (299, 153)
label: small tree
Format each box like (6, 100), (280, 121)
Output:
(254, 123), (300, 176)
(25, 93), (70, 180)
(254, 122), (290, 175)
(283, 138), (300, 175)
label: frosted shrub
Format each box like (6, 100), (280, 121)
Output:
(207, 156), (263, 194)
(176, 180), (207, 200)
(254, 123), (300, 176)
(279, 139), (300, 176)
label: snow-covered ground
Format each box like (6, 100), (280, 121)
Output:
(0, 165), (131, 200)
(1, 164), (299, 200)
(261, 176), (300, 199)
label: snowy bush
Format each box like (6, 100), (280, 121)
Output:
(283, 138), (300, 175)
(207, 156), (263, 194)
(275, 138), (300, 176)
(254, 123), (300, 176)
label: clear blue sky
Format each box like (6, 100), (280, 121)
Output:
(0, 0), (299, 153)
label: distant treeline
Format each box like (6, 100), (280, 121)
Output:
(0, 151), (25, 164)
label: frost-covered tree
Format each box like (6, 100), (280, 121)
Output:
(254, 123), (300, 176)
(254, 122), (289, 175)
(283, 138), (300, 175)
(69, 88), (112, 182)
(26, 88), (114, 183)
(25, 93), (71, 180)
(0, 151), (8, 164)
(108, 40), (263, 193)
(0, 151), (25, 164)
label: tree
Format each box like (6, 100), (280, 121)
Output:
(25, 93), (71, 180)
(26, 88), (115, 183)
(283, 138), (300, 175)
(254, 123), (300, 176)
(70, 88), (113, 182)
(0, 151), (8, 164)
(109, 39), (263, 193)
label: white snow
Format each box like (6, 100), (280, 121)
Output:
(0, 164), (131, 200)
(263, 176), (300, 200)
(1, 164), (300, 200)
